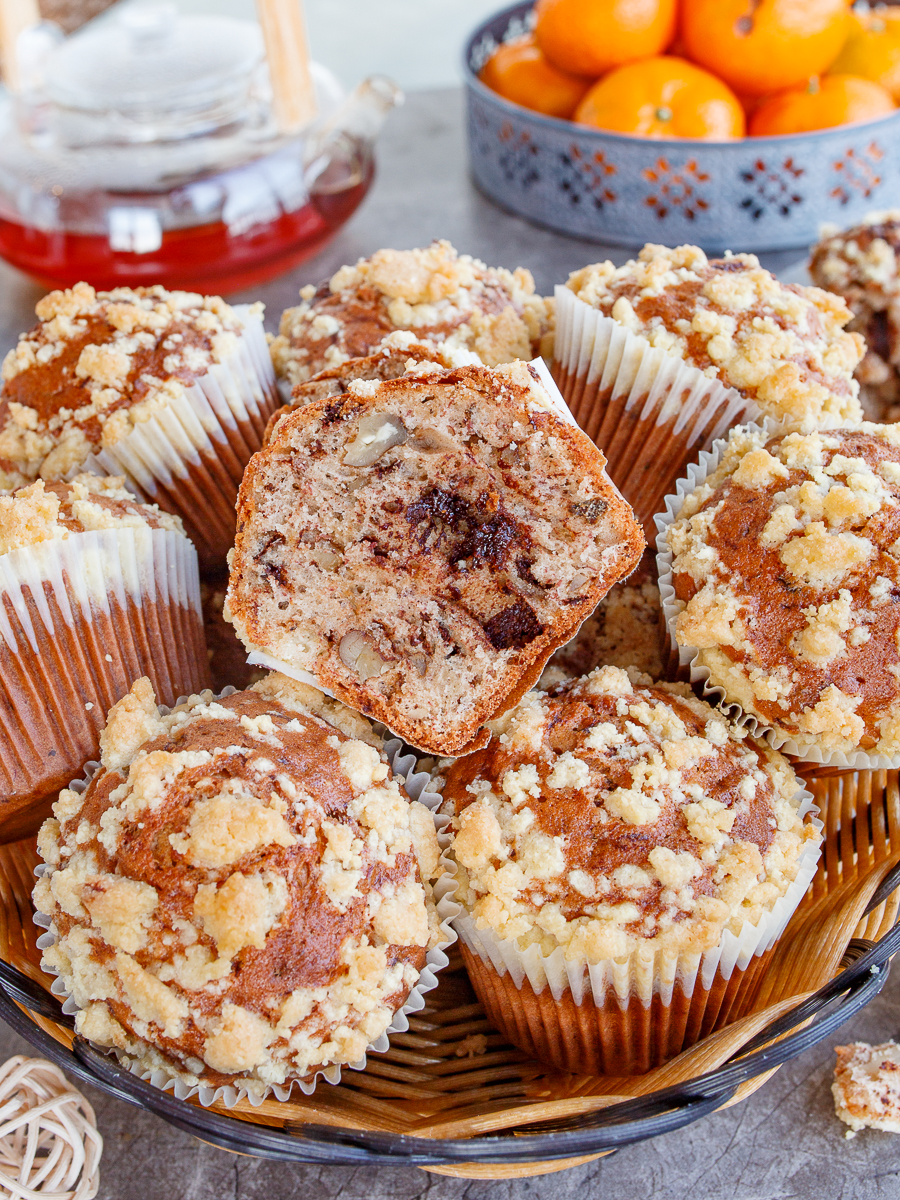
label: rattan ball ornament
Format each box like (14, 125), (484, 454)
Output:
(0, 1056), (101, 1200)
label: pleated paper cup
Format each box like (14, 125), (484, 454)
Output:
(452, 786), (821, 1077)
(551, 285), (758, 543)
(75, 306), (279, 572)
(0, 528), (208, 842)
(34, 733), (459, 1109)
(655, 421), (900, 771)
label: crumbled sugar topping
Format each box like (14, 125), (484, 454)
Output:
(443, 670), (815, 961)
(833, 1041), (900, 1135)
(35, 674), (442, 1093)
(567, 243), (864, 433)
(269, 240), (552, 387)
(0, 284), (254, 490)
(669, 423), (900, 757)
(0, 475), (183, 555)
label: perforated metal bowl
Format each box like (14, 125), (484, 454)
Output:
(465, 3), (900, 252)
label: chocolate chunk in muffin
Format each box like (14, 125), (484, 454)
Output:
(227, 359), (644, 756)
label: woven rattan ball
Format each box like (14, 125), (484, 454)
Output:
(0, 1056), (101, 1200)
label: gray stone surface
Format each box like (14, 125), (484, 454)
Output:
(0, 87), (894, 1199)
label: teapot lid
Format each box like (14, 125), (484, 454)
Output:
(45, 1), (265, 127)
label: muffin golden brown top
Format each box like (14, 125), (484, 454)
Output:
(668, 424), (900, 759)
(441, 668), (814, 960)
(0, 475), (183, 555)
(0, 283), (256, 490)
(270, 240), (552, 388)
(35, 673), (443, 1093)
(566, 244), (863, 432)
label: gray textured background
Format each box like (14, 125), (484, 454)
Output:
(0, 89), (896, 1199)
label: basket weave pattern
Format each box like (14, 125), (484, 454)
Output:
(0, 767), (896, 1177)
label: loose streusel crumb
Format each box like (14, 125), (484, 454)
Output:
(567, 244), (864, 432)
(810, 212), (900, 423)
(833, 1042), (900, 1134)
(442, 668), (815, 961)
(270, 241), (553, 387)
(0, 283), (259, 489)
(35, 674), (443, 1095)
(0, 475), (183, 555)
(668, 423), (900, 758)
(540, 553), (662, 686)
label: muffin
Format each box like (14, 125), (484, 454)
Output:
(662, 423), (900, 765)
(810, 212), (900, 423)
(0, 475), (208, 842)
(833, 1042), (900, 1135)
(0, 283), (279, 569)
(269, 241), (552, 388)
(554, 244), (865, 538)
(226, 359), (644, 756)
(441, 667), (820, 1075)
(34, 673), (450, 1101)
(539, 551), (663, 688)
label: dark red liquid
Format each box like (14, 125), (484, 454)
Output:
(0, 155), (373, 295)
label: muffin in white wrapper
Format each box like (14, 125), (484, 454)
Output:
(0, 476), (208, 843)
(439, 671), (822, 1075)
(0, 285), (279, 571)
(656, 420), (900, 769)
(33, 676), (458, 1109)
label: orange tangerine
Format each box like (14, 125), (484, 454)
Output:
(830, 7), (900, 101)
(479, 34), (592, 119)
(535, 0), (677, 78)
(749, 73), (895, 135)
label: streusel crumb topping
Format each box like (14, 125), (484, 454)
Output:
(35, 673), (442, 1093)
(270, 240), (552, 387)
(441, 668), (813, 961)
(668, 423), (900, 757)
(567, 244), (864, 432)
(0, 283), (259, 489)
(0, 475), (183, 555)
(833, 1041), (900, 1135)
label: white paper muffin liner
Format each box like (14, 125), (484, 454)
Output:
(0, 528), (207, 831)
(452, 783), (821, 1011)
(33, 719), (459, 1110)
(72, 305), (279, 566)
(552, 285), (759, 541)
(654, 420), (900, 770)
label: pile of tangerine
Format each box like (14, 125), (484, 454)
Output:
(479, 0), (900, 139)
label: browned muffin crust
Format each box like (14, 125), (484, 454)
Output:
(669, 424), (900, 758)
(36, 675), (442, 1092)
(0, 283), (253, 489)
(227, 361), (644, 755)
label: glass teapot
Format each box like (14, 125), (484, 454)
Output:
(0, 0), (401, 293)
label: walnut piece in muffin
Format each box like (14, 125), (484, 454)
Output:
(34, 673), (444, 1095)
(833, 1042), (900, 1136)
(0, 283), (260, 490)
(0, 474), (184, 555)
(270, 240), (552, 388)
(227, 360), (644, 756)
(810, 212), (900, 423)
(567, 244), (864, 433)
(668, 424), (900, 760)
(540, 552), (662, 687)
(441, 667), (816, 961)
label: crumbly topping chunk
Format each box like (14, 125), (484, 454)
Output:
(0, 284), (254, 490)
(35, 675), (442, 1093)
(443, 669), (814, 961)
(833, 1041), (900, 1135)
(668, 423), (900, 758)
(270, 240), (552, 388)
(567, 244), (864, 432)
(0, 475), (183, 554)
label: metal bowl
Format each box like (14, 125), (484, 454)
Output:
(464, 3), (900, 252)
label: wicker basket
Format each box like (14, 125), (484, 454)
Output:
(0, 767), (896, 1178)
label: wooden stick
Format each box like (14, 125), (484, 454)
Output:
(255, 0), (316, 134)
(0, 0), (39, 92)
